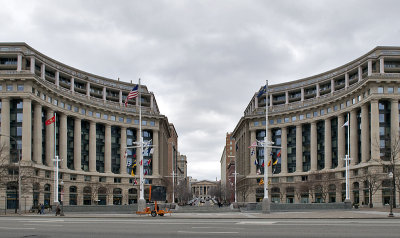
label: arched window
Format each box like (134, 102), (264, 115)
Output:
(69, 186), (77, 205)
(83, 186), (91, 205)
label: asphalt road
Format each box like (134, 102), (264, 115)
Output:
(0, 217), (400, 238)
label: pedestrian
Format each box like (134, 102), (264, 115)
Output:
(55, 205), (61, 216)
(40, 204), (45, 214)
(37, 204), (41, 214)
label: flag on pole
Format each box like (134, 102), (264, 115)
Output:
(342, 120), (349, 127)
(277, 150), (281, 157)
(259, 179), (264, 185)
(127, 160), (132, 167)
(45, 115), (55, 125)
(254, 159), (258, 165)
(267, 160), (272, 167)
(144, 170), (148, 175)
(124, 85), (139, 107)
(140, 160), (143, 166)
(257, 85), (267, 98)
(147, 159), (151, 165)
(134, 178), (138, 185)
(131, 169), (135, 176)
(251, 148), (255, 156)
(248, 141), (257, 148)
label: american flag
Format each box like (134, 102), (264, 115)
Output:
(124, 85), (139, 107)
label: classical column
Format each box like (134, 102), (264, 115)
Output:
(316, 84), (320, 97)
(361, 103), (370, 163)
(119, 90), (123, 105)
(103, 87), (107, 102)
(350, 110), (358, 165)
(30, 57), (35, 74)
(254, 96), (258, 109)
(296, 125), (303, 173)
(22, 98), (32, 162)
(324, 118), (332, 169)
(55, 71), (59, 88)
(70, 78), (75, 92)
(310, 122), (318, 171)
(358, 66), (362, 82)
(152, 129), (159, 176)
(285, 91), (289, 104)
(281, 127), (288, 174)
(368, 60), (372, 76)
(0, 98), (10, 159)
(370, 100), (380, 161)
(74, 118), (82, 170)
(41, 64), (45, 79)
(105, 124), (111, 173)
(337, 114), (345, 168)
(17, 54), (22, 71)
(89, 121), (96, 172)
(301, 88), (304, 101)
(33, 104), (42, 164)
(331, 79), (335, 94)
(120, 127), (127, 174)
(345, 73), (349, 90)
(269, 94), (273, 107)
(59, 113), (67, 169)
(46, 110), (55, 167)
(250, 130), (257, 175)
(391, 100), (399, 160)
(86, 82), (91, 98)
(380, 57), (385, 74)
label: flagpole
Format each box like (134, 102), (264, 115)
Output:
(54, 112), (59, 204)
(137, 78), (146, 211)
(345, 112), (350, 201)
(262, 80), (270, 213)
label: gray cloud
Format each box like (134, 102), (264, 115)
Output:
(1, 0), (400, 180)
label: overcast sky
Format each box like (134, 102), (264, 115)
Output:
(2, 0), (400, 181)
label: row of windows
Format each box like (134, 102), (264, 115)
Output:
(254, 89), (372, 126)
(30, 87), (156, 126)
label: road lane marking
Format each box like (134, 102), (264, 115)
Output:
(0, 227), (36, 230)
(178, 231), (239, 234)
(237, 221), (276, 225)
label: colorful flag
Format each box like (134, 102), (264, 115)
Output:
(254, 159), (258, 165)
(134, 178), (138, 185)
(131, 169), (135, 176)
(140, 160), (143, 166)
(45, 115), (55, 125)
(273, 159), (278, 166)
(127, 160), (132, 167)
(251, 148), (255, 156)
(256, 168), (261, 175)
(268, 160), (272, 167)
(259, 179), (264, 185)
(144, 170), (148, 175)
(277, 150), (281, 157)
(147, 159), (151, 165)
(257, 85), (267, 98)
(124, 85), (139, 107)
(342, 121), (349, 127)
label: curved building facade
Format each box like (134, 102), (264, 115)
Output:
(0, 43), (174, 210)
(232, 46), (400, 207)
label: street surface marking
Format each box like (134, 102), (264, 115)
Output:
(237, 221), (276, 225)
(0, 227), (36, 230)
(178, 231), (239, 234)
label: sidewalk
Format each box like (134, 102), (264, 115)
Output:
(3, 208), (400, 219)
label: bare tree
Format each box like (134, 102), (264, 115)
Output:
(362, 168), (383, 208)
(237, 178), (256, 202)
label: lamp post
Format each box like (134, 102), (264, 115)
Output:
(60, 180), (65, 216)
(389, 172), (394, 217)
(0, 134), (21, 215)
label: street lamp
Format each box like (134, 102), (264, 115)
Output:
(0, 134), (21, 215)
(388, 172), (394, 217)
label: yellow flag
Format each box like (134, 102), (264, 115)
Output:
(259, 179), (264, 185)
(131, 169), (135, 176)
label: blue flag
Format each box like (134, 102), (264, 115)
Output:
(257, 85), (267, 98)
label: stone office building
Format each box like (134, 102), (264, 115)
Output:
(232, 46), (400, 207)
(0, 43), (175, 210)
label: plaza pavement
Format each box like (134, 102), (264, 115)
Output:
(2, 207), (400, 219)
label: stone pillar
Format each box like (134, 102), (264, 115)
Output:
(370, 100), (380, 161)
(361, 103), (370, 163)
(296, 125), (303, 173)
(59, 113), (67, 169)
(70, 78), (75, 92)
(152, 129), (159, 176)
(41, 64), (45, 80)
(254, 96), (258, 109)
(250, 130), (257, 175)
(301, 88), (304, 101)
(324, 118), (332, 169)
(358, 66), (362, 82)
(74, 118), (82, 171)
(0, 98), (10, 158)
(331, 79), (335, 94)
(17, 54), (22, 71)
(22, 98), (32, 162)
(55, 71), (59, 88)
(368, 60), (372, 76)
(391, 100), (399, 160)
(285, 91), (289, 104)
(380, 57), (385, 74)
(269, 94), (273, 107)
(281, 127), (288, 174)
(316, 84), (320, 98)
(345, 73), (349, 90)
(350, 110), (358, 165)
(86, 82), (91, 98)
(105, 124), (111, 173)
(103, 87), (107, 102)
(89, 121), (96, 172)
(119, 90), (123, 105)
(33, 104), (42, 164)
(310, 122), (318, 171)
(30, 57), (35, 74)
(338, 114), (345, 168)
(150, 95), (154, 110)
(46, 110), (55, 167)
(120, 127), (127, 174)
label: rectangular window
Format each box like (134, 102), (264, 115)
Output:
(53, 99), (58, 106)
(254, 121), (259, 126)
(334, 105), (339, 111)
(96, 112), (100, 118)
(84, 175), (91, 182)
(388, 87), (394, 93)
(59, 102), (64, 108)
(150, 121), (155, 126)
(378, 87), (384, 93)
(134, 119), (139, 125)
(126, 118), (132, 123)
(142, 120), (147, 125)
(299, 115), (304, 120)
(103, 114), (108, 120)
(277, 118), (282, 124)
(74, 107), (78, 112)
(284, 117), (290, 123)
(352, 98), (356, 104)
(320, 109), (325, 115)
(17, 85), (24, 91)
(88, 111), (93, 116)
(119, 117), (124, 122)
(47, 97), (52, 103)
(340, 103), (345, 109)
(286, 177), (294, 182)
(313, 111), (318, 117)
(358, 95), (362, 101)
(81, 109), (86, 115)
(114, 178), (121, 183)
(66, 104), (71, 110)
(306, 113), (311, 118)
(6, 85), (13, 91)
(292, 116), (296, 121)
(0, 85), (2, 91)
(269, 119), (274, 125)
(327, 108), (332, 113)
(70, 174), (77, 181)
(346, 100), (351, 107)
(110, 115), (116, 121)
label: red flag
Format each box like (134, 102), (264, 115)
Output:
(140, 160), (143, 166)
(277, 150), (281, 157)
(134, 178), (138, 185)
(45, 116), (55, 125)
(144, 170), (148, 175)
